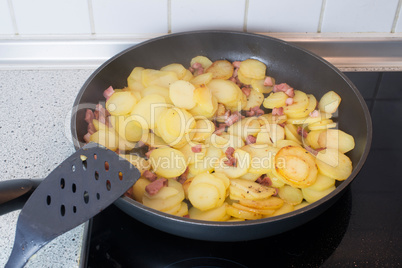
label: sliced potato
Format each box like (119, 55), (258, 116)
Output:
(149, 147), (187, 178)
(275, 146), (318, 188)
(278, 185), (303, 205)
(169, 80), (196, 109)
(160, 63), (187, 79)
(226, 204), (263, 220)
(315, 149), (352, 181)
(189, 203), (228, 221)
(238, 196), (284, 210)
(127, 67), (145, 91)
(192, 118), (215, 142)
(243, 88), (265, 111)
(132, 177), (151, 202)
(263, 92), (288, 109)
(239, 59), (266, 80)
(142, 69), (179, 88)
(251, 77), (275, 94)
(190, 72), (213, 87)
(302, 185), (336, 203)
(318, 129), (355, 153)
(214, 149), (251, 179)
(106, 91), (137, 116)
(207, 79), (242, 105)
(206, 60), (234, 80)
(190, 56), (213, 70)
(283, 90), (309, 116)
(318, 91), (341, 114)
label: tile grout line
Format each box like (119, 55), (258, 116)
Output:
(243, 0), (249, 32)
(87, 0), (96, 35)
(391, 0), (402, 33)
(317, 0), (327, 33)
(167, 0), (172, 34)
(7, 0), (18, 35)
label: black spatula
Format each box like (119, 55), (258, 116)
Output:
(3, 143), (140, 268)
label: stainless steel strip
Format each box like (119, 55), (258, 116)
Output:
(1, 37), (402, 70)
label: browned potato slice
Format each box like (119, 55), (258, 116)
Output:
(275, 146), (318, 188)
(190, 56), (213, 69)
(283, 90), (309, 116)
(206, 60), (234, 80)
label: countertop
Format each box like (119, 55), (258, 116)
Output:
(0, 69), (95, 267)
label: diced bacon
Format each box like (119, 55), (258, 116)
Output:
(309, 110), (319, 118)
(285, 87), (295, 98)
(232, 61), (242, 68)
(145, 178), (168, 195)
(255, 108), (265, 116)
(232, 67), (239, 78)
(285, 98), (294, 105)
(263, 76), (274, 87)
(177, 168), (189, 184)
(213, 123), (226, 135)
(225, 147), (235, 158)
(245, 135), (257, 145)
(272, 107), (284, 116)
(85, 109), (94, 124)
(273, 83), (294, 97)
(94, 104), (109, 126)
(83, 133), (91, 143)
(245, 110), (255, 117)
(304, 145), (326, 156)
(225, 111), (241, 126)
(87, 123), (96, 135)
(143, 170), (158, 182)
(224, 147), (237, 167)
(272, 187), (279, 196)
(256, 175), (272, 187)
(190, 62), (204, 76)
(103, 86), (115, 101)
(297, 126), (308, 138)
(191, 144), (202, 153)
(241, 87), (251, 97)
(192, 62), (202, 69)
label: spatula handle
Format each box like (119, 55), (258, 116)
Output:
(0, 179), (42, 214)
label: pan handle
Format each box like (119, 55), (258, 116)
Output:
(0, 179), (42, 215)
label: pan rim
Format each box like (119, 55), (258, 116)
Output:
(71, 30), (372, 229)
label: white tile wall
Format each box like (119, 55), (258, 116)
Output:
(170, 0), (246, 32)
(321, 0), (399, 32)
(12, 0), (91, 34)
(247, 0), (323, 33)
(0, 0), (402, 37)
(0, 0), (14, 35)
(92, 0), (168, 34)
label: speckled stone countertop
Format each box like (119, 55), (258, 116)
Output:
(0, 69), (95, 267)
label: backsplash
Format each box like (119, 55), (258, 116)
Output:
(0, 0), (402, 37)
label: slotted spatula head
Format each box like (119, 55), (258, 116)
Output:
(6, 143), (140, 268)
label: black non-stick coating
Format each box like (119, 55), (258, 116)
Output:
(71, 31), (372, 241)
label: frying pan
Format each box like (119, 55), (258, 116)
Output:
(71, 30), (372, 241)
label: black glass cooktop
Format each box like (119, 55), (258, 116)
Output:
(81, 72), (402, 268)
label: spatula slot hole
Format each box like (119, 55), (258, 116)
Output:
(93, 153), (97, 160)
(82, 160), (87, 171)
(96, 193), (100, 200)
(73, 206), (77, 213)
(60, 205), (66, 216)
(104, 161), (110, 171)
(118, 171), (123, 181)
(46, 195), (51, 205)
(83, 191), (89, 204)
(60, 178), (65, 189)
(106, 180), (111, 191)
(94, 171), (99, 180)
(72, 165), (76, 172)
(72, 183), (76, 193)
